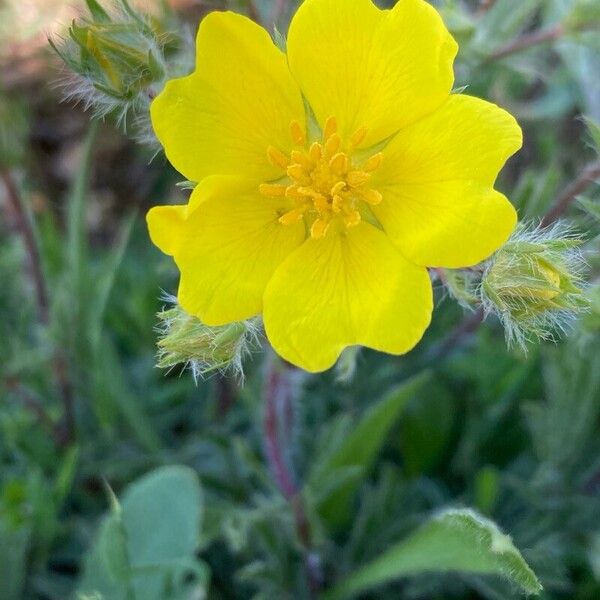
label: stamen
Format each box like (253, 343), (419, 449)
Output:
(291, 150), (312, 170)
(313, 196), (330, 213)
(279, 209), (305, 225)
(298, 187), (325, 200)
(259, 183), (287, 197)
(311, 218), (330, 239)
(347, 170), (371, 188)
(360, 188), (383, 206)
(332, 195), (344, 213)
(287, 164), (307, 181)
(329, 152), (348, 175)
(324, 116), (338, 140)
(350, 126), (368, 149)
(290, 120), (306, 146)
(324, 133), (341, 158)
(331, 181), (346, 196)
(344, 210), (361, 228)
(309, 142), (323, 162)
(363, 152), (384, 172)
(264, 118), (384, 239)
(267, 146), (290, 170)
(285, 185), (304, 199)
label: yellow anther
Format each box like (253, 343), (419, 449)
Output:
(259, 183), (287, 197)
(314, 197), (331, 214)
(285, 185), (304, 199)
(298, 186), (325, 200)
(267, 146), (290, 170)
(344, 210), (362, 228)
(332, 195), (345, 213)
(325, 133), (342, 157)
(329, 152), (349, 175)
(290, 120), (306, 146)
(360, 188), (383, 206)
(264, 118), (384, 239)
(311, 218), (330, 239)
(279, 209), (305, 226)
(309, 142), (323, 162)
(291, 150), (312, 170)
(363, 152), (384, 172)
(350, 126), (368, 149)
(331, 181), (347, 196)
(347, 170), (371, 188)
(324, 116), (338, 140)
(287, 164), (307, 181)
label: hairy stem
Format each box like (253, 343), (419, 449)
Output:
(487, 22), (600, 62)
(246, 0), (260, 23)
(487, 24), (564, 62)
(1, 169), (49, 324)
(429, 307), (485, 363)
(263, 357), (321, 597)
(542, 159), (600, 226)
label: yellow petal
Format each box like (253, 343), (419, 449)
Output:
(287, 0), (457, 147)
(149, 176), (306, 325)
(151, 11), (305, 183)
(369, 95), (522, 268)
(263, 223), (433, 372)
(372, 95), (523, 186)
(146, 204), (188, 256)
(373, 181), (517, 268)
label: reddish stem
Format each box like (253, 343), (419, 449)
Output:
(263, 357), (322, 596)
(542, 160), (600, 226)
(1, 169), (49, 324)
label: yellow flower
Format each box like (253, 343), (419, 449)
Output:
(147, 0), (522, 373)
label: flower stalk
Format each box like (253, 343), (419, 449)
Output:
(263, 356), (322, 597)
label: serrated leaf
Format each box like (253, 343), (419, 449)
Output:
(316, 371), (431, 528)
(324, 509), (542, 599)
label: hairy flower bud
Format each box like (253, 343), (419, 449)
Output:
(480, 222), (589, 348)
(50, 0), (189, 141)
(156, 299), (259, 381)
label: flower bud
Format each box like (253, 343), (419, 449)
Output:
(156, 300), (258, 381)
(480, 223), (589, 348)
(50, 0), (188, 140)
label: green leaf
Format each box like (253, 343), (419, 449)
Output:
(316, 371), (431, 528)
(0, 519), (30, 600)
(121, 465), (202, 567)
(324, 509), (542, 599)
(578, 195), (600, 220)
(85, 0), (111, 22)
(583, 116), (600, 153)
(399, 381), (455, 476)
(89, 212), (136, 353)
(78, 466), (207, 600)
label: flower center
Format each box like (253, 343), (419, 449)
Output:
(259, 117), (384, 239)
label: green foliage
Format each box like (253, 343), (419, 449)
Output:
(313, 372), (431, 528)
(1, 0), (600, 598)
(78, 466), (208, 600)
(325, 509), (542, 599)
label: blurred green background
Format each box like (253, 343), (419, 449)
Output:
(1, 0), (600, 598)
